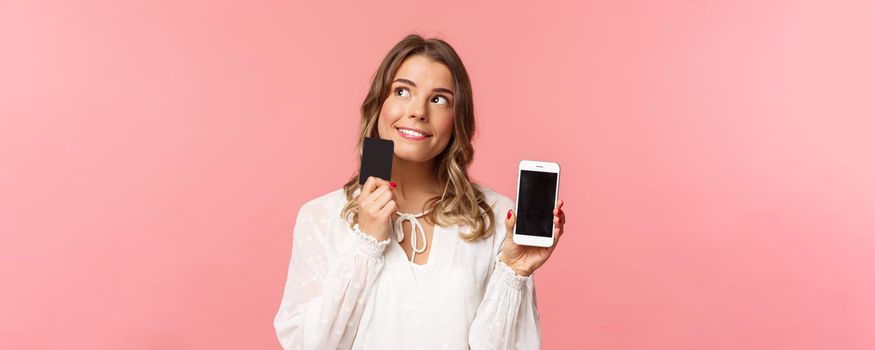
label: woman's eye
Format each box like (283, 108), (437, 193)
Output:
(395, 87), (410, 97)
(431, 95), (449, 105)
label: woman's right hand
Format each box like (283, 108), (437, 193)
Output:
(356, 176), (397, 241)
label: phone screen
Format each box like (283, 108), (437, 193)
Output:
(517, 170), (558, 237)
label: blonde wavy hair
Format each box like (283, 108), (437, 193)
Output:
(340, 34), (496, 241)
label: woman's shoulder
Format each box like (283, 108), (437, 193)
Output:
(472, 183), (515, 247)
(473, 183), (514, 211)
(297, 188), (347, 218)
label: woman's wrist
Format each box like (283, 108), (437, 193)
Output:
(495, 257), (531, 290)
(352, 223), (391, 257)
(357, 221), (390, 242)
(499, 255), (532, 277)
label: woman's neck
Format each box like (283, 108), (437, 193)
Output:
(390, 156), (443, 213)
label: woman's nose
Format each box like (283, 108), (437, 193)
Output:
(408, 101), (427, 121)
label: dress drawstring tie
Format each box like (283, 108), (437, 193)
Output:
(393, 210), (429, 262)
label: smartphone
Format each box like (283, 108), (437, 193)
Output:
(513, 160), (561, 247)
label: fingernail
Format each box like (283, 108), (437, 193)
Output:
(507, 210), (512, 219)
(389, 182), (396, 189)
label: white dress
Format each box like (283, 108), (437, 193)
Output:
(273, 185), (541, 349)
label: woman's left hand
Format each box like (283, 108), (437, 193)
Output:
(500, 199), (566, 277)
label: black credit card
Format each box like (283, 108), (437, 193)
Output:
(359, 137), (394, 185)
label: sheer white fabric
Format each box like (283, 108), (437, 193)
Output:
(273, 185), (541, 349)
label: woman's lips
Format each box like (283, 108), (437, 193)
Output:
(395, 127), (431, 141)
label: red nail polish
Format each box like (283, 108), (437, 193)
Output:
(389, 182), (396, 189)
(507, 210), (512, 219)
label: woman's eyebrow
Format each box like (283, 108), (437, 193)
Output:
(393, 78), (454, 96)
(393, 78), (417, 86)
(433, 87), (454, 96)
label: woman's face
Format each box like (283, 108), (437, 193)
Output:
(377, 55), (455, 163)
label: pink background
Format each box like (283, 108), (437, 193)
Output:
(2, 0), (874, 349)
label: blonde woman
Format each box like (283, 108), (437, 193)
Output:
(274, 34), (566, 349)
